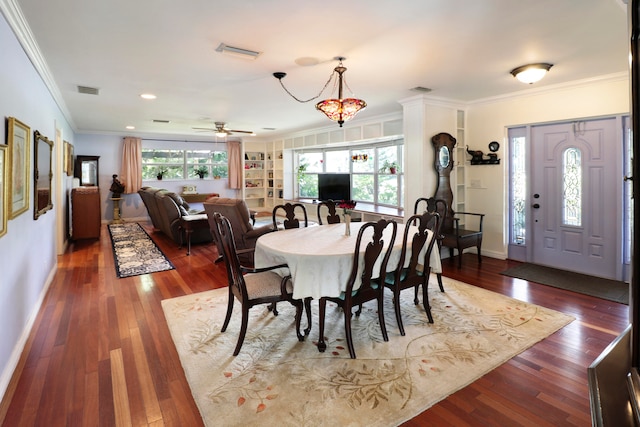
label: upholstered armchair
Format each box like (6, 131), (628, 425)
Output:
(204, 198), (274, 265)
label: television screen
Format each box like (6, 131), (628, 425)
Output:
(318, 173), (351, 201)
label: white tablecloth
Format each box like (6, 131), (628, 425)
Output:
(254, 222), (442, 300)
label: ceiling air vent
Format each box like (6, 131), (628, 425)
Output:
(77, 85), (99, 95)
(410, 86), (432, 93)
(153, 119), (171, 123)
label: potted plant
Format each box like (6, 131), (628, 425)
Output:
(296, 162), (308, 183)
(380, 160), (399, 174)
(194, 166), (209, 179)
(156, 168), (168, 180)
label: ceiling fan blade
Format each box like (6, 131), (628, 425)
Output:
(192, 127), (217, 131)
(227, 129), (254, 134)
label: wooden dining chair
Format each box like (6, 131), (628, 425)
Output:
(317, 219), (397, 359)
(316, 200), (340, 225)
(272, 202), (308, 230)
(211, 212), (306, 356)
(382, 211), (440, 336)
(414, 197), (446, 292)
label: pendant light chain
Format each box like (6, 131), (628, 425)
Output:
(276, 71), (336, 103)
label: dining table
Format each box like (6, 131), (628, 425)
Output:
(254, 221), (442, 300)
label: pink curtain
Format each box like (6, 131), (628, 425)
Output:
(227, 140), (242, 189)
(120, 137), (142, 194)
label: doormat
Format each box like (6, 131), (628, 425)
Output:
(500, 263), (628, 304)
(108, 222), (175, 278)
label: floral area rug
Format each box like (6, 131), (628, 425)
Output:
(108, 222), (174, 278)
(162, 276), (574, 427)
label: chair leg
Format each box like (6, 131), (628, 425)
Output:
(317, 299), (327, 353)
(233, 305), (250, 356)
(377, 295), (389, 342)
(422, 282), (434, 324)
(437, 273), (444, 292)
(221, 289), (234, 332)
(268, 302), (278, 316)
(477, 240), (483, 264)
(303, 297), (312, 336)
(292, 300), (305, 342)
(457, 244), (463, 268)
(355, 303), (363, 317)
(395, 289), (406, 336)
(344, 305), (356, 359)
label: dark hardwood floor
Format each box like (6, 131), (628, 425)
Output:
(0, 222), (629, 426)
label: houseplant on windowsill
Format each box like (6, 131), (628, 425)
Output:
(380, 160), (399, 174)
(194, 166), (209, 179)
(156, 168), (168, 180)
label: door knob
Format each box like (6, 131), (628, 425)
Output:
(624, 175), (633, 181)
(532, 203), (540, 209)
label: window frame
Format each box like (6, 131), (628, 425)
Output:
(141, 144), (228, 181)
(295, 139), (404, 209)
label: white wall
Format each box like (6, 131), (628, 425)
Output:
(465, 75), (629, 258)
(0, 14), (75, 400)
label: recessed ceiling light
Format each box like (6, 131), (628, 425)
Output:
(140, 93), (157, 100)
(125, 125), (135, 130)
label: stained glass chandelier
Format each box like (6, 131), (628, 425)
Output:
(273, 57), (366, 127)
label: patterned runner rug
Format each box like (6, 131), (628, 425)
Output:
(108, 222), (174, 278)
(162, 276), (574, 427)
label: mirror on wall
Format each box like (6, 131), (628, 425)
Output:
(74, 155), (100, 186)
(33, 130), (53, 220)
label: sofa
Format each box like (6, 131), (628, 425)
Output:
(138, 186), (213, 245)
(203, 198), (274, 265)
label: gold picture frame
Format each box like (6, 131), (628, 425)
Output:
(0, 145), (7, 237)
(64, 141), (74, 176)
(7, 117), (30, 219)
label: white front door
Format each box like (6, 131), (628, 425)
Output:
(530, 118), (622, 280)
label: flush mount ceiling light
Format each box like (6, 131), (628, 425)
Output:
(273, 56), (366, 127)
(510, 63), (553, 84)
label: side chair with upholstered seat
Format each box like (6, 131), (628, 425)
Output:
(317, 219), (397, 359)
(211, 212), (306, 356)
(383, 211), (440, 336)
(272, 202), (308, 230)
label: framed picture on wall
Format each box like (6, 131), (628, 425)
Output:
(0, 144), (7, 237)
(64, 141), (74, 176)
(7, 117), (30, 219)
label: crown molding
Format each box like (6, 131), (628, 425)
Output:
(0, 0), (76, 130)
(468, 72), (629, 107)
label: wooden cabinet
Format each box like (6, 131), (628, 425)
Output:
(71, 186), (101, 239)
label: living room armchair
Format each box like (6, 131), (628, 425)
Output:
(203, 198), (274, 265)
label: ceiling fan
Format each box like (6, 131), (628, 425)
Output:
(193, 121), (254, 137)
